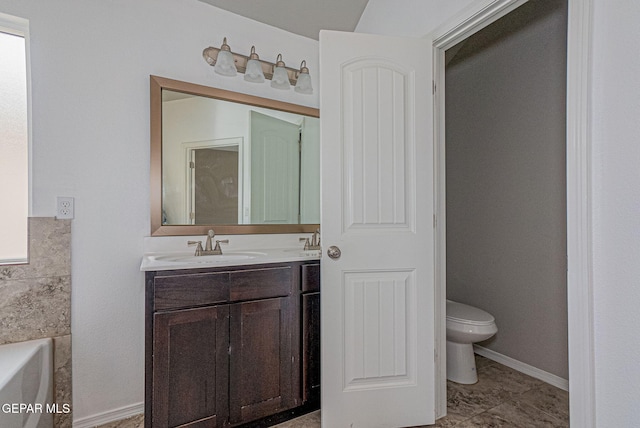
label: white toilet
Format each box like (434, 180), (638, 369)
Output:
(446, 299), (498, 384)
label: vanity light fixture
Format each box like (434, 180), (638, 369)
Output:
(244, 46), (265, 83)
(213, 37), (237, 76)
(294, 60), (313, 95)
(202, 38), (313, 94)
(271, 54), (291, 90)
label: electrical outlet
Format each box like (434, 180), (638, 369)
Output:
(56, 197), (74, 219)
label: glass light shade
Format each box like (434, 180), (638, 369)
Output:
(214, 50), (237, 76)
(271, 66), (290, 89)
(244, 58), (265, 83)
(271, 54), (290, 89)
(294, 72), (313, 94)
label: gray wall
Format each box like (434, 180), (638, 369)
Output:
(445, 0), (568, 379)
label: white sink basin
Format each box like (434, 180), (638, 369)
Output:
(153, 252), (267, 264)
(283, 248), (322, 257)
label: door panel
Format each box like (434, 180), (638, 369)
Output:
(342, 61), (412, 231)
(152, 306), (229, 428)
(229, 298), (294, 424)
(320, 30), (434, 427)
(343, 271), (414, 390)
(250, 111), (300, 224)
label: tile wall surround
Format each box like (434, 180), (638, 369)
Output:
(0, 217), (72, 428)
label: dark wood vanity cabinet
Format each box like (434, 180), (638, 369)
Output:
(301, 263), (320, 406)
(145, 261), (320, 428)
(153, 305), (230, 427)
(229, 297), (294, 424)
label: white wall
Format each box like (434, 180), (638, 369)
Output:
(590, 0), (640, 425)
(0, 0), (318, 422)
(357, 0), (640, 424)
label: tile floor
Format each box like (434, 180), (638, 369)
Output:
(421, 355), (569, 427)
(96, 413), (144, 428)
(274, 355), (569, 428)
(100, 356), (568, 428)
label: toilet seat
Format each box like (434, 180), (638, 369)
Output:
(446, 299), (495, 326)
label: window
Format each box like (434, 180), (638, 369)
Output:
(0, 14), (29, 264)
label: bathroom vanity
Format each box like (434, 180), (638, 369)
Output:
(143, 256), (320, 428)
(145, 76), (322, 427)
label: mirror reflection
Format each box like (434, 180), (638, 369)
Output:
(161, 89), (320, 227)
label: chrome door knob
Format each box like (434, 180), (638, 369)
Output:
(327, 246), (341, 259)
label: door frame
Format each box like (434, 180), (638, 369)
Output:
(183, 137), (245, 224)
(431, 0), (595, 426)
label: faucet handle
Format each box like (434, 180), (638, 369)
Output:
(187, 240), (204, 256)
(213, 239), (229, 255)
(300, 237), (310, 250)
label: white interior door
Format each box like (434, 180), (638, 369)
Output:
(320, 30), (434, 427)
(250, 111), (300, 224)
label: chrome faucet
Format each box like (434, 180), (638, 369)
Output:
(204, 229), (215, 252)
(311, 228), (320, 249)
(188, 229), (229, 256)
(299, 228), (321, 251)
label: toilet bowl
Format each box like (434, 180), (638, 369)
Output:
(446, 299), (497, 384)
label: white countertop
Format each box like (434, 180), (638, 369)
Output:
(141, 233), (322, 271)
(140, 247), (321, 271)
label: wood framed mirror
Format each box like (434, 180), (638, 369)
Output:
(150, 75), (320, 236)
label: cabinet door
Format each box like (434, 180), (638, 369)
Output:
(153, 306), (229, 428)
(302, 292), (320, 405)
(229, 297), (294, 424)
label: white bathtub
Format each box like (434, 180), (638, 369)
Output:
(0, 338), (53, 428)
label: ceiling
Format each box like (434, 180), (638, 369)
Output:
(198, 0), (370, 40)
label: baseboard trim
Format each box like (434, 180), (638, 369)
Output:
(73, 402), (144, 428)
(473, 345), (569, 391)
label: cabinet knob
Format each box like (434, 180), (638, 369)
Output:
(327, 246), (341, 260)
